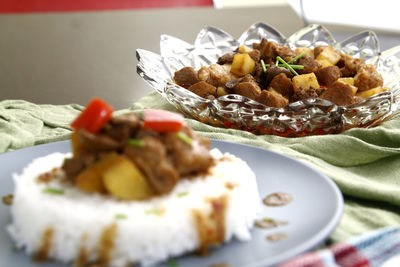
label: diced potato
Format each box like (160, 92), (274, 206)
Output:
(292, 73), (320, 93)
(338, 77), (355, 86)
(316, 58), (334, 68)
(356, 86), (388, 98)
(336, 81), (358, 95)
(216, 87), (229, 96)
(295, 47), (314, 58)
(230, 53), (255, 76)
(102, 155), (154, 200)
(316, 46), (341, 65)
(75, 153), (120, 193)
(238, 45), (252, 53)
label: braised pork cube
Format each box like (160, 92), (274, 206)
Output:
(174, 67), (199, 89)
(188, 81), (217, 98)
(297, 54), (321, 74)
(315, 66), (340, 86)
(260, 39), (279, 60)
(235, 81), (262, 101)
(291, 87), (319, 102)
(265, 67), (293, 86)
(338, 53), (365, 77)
(164, 126), (213, 176)
(106, 113), (141, 142)
(268, 73), (294, 99)
(354, 64), (384, 92)
(320, 80), (356, 106)
(248, 49), (261, 62)
(124, 135), (179, 194)
(258, 90), (288, 108)
(75, 129), (122, 152)
(276, 46), (297, 62)
(198, 64), (234, 87)
(217, 53), (235, 65)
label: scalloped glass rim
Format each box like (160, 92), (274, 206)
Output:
(137, 23), (400, 136)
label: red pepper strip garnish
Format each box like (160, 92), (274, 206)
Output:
(142, 109), (184, 132)
(70, 97), (113, 133)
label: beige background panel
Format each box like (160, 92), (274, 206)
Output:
(0, 6), (303, 109)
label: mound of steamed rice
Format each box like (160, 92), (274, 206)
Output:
(7, 149), (260, 266)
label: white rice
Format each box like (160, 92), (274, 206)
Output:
(7, 149), (260, 266)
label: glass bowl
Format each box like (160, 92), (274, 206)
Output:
(136, 23), (400, 136)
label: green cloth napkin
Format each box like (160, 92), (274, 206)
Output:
(1, 95), (400, 243)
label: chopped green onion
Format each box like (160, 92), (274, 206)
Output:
(42, 187), (64, 195)
(277, 64), (304, 69)
(260, 59), (268, 72)
(177, 192), (188, 198)
(275, 59), (279, 67)
(177, 132), (192, 146)
(145, 208), (164, 216)
(115, 214), (128, 219)
(128, 138), (144, 147)
(288, 52), (306, 64)
(167, 260), (178, 267)
(276, 56), (299, 76)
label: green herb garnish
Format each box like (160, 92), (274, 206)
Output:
(276, 56), (299, 76)
(42, 188), (64, 195)
(167, 259), (178, 267)
(145, 208), (164, 216)
(177, 192), (188, 198)
(177, 132), (192, 145)
(260, 59), (268, 72)
(277, 64), (304, 69)
(287, 52), (306, 64)
(128, 138), (144, 147)
(115, 214), (128, 219)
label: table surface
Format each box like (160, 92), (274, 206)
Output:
(0, 4), (399, 109)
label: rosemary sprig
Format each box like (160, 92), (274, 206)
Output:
(276, 56), (299, 76)
(288, 52), (306, 64)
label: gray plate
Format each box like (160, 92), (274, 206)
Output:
(0, 140), (343, 267)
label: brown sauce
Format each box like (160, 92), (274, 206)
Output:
(266, 232), (288, 242)
(2, 194), (13, 206)
(193, 195), (227, 255)
(33, 227), (54, 262)
(255, 217), (288, 229)
(99, 223), (118, 265)
(37, 167), (65, 183)
(263, 192), (293, 207)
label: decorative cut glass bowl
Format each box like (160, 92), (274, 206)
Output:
(136, 23), (400, 136)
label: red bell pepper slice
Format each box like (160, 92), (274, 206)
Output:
(142, 109), (184, 132)
(71, 97), (113, 133)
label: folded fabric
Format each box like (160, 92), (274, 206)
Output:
(1, 95), (400, 245)
(0, 100), (82, 152)
(128, 92), (400, 243)
(278, 226), (400, 267)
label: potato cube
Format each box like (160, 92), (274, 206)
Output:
(316, 58), (334, 68)
(75, 153), (120, 193)
(292, 73), (320, 93)
(338, 77), (354, 86)
(102, 155), (154, 200)
(238, 45), (252, 53)
(356, 86), (388, 98)
(216, 87), (229, 96)
(230, 53), (255, 76)
(295, 47), (314, 58)
(316, 46), (341, 65)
